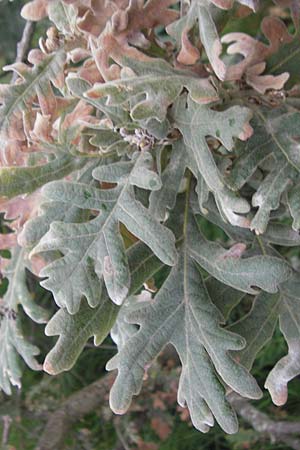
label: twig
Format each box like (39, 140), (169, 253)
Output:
(36, 370), (300, 450)
(229, 393), (300, 450)
(114, 417), (132, 450)
(1, 415), (12, 447)
(12, 20), (36, 83)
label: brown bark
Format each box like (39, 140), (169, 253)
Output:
(229, 393), (300, 450)
(35, 373), (114, 450)
(36, 373), (300, 450)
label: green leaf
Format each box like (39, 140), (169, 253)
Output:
(84, 125), (132, 156)
(267, 34), (300, 88)
(0, 317), (41, 395)
(173, 95), (252, 226)
(66, 75), (130, 125)
(229, 292), (281, 369)
(0, 247), (49, 394)
(149, 140), (186, 220)
(0, 50), (65, 139)
(107, 212), (262, 433)
(205, 278), (245, 321)
(43, 239), (165, 374)
(2, 247), (49, 323)
(250, 163), (293, 234)
(255, 108), (300, 172)
(44, 294), (118, 375)
(228, 114), (274, 191)
(48, 0), (77, 34)
(263, 223), (300, 247)
(197, 2), (226, 80)
(265, 274), (300, 406)
(84, 58), (217, 123)
(226, 106), (300, 232)
(192, 217), (291, 295)
(198, 198), (300, 247)
(31, 152), (177, 312)
(288, 182), (300, 231)
(0, 154), (85, 199)
(19, 161), (100, 248)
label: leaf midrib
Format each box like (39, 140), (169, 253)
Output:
(1, 52), (63, 133)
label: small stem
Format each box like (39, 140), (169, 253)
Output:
(1, 415), (12, 447)
(114, 418), (132, 450)
(256, 235), (267, 256)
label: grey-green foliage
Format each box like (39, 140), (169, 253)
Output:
(107, 212), (267, 434)
(43, 239), (164, 375)
(0, 154), (85, 199)
(229, 292), (281, 370)
(172, 95), (252, 227)
(224, 272), (300, 408)
(0, 50), (66, 139)
(84, 57), (218, 123)
(229, 107), (300, 234)
(13, 81), (299, 430)
(2, 0), (300, 429)
(29, 151), (177, 313)
(106, 210), (291, 432)
(0, 247), (49, 394)
(265, 275), (300, 406)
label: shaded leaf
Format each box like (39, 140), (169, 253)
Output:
(0, 154), (85, 199)
(0, 247), (49, 394)
(149, 141), (186, 221)
(173, 95), (253, 226)
(44, 239), (165, 374)
(265, 275), (300, 406)
(191, 218), (291, 294)
(229, 292), (281, 369)
(205, 278), (245, 320)
(288, 182), (300, 231)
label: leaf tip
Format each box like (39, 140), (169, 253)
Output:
(43, 359), (56, 375)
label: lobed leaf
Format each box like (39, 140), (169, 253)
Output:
(0, 50), (65, 141)
(265, 275), (300, 406)
(107, 212), (262, 433)
(30, 152), (177, 312)
(85, 58), (217, 123)
(0, 247), (49, 394)
(43, 239), (165, 374)
(173, 95), (253, 226)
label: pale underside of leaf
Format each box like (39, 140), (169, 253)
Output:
(107, 213), (262, 433)
(30, 153), (177, 312)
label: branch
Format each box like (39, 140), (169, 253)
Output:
(1, 415), (12, 447)
(12, 20), (36, 83)
(36, 370), (300, 450)
(229, 393), (300, 450)
(35, 373), (114, 450)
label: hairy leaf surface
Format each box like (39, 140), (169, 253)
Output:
(107, 212), (282, 433)
(30, 152), (177, 312)
(0, 247), (49, 394)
